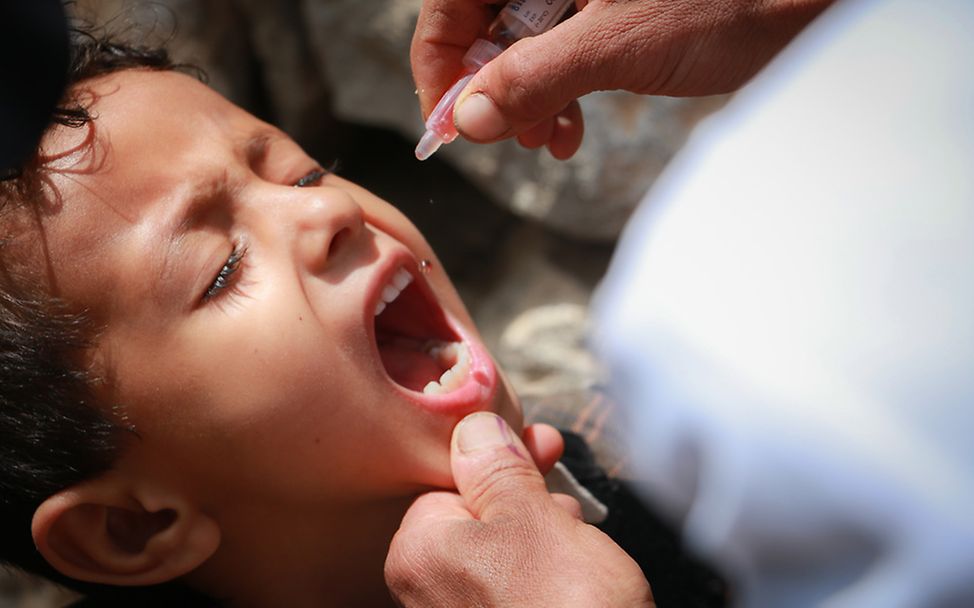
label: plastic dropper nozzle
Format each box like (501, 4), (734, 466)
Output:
(415, 40), (503, 161)
(414, 73), (474, 160)
(415, 130), (445, 161)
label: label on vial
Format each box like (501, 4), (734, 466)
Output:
(502, 0), (573, 35)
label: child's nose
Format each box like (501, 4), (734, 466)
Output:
(292, 188), (365, 273)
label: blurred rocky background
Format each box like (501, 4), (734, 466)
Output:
(3, 1), (725, 604)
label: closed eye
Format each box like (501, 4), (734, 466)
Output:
(293, 160), (338, 188)
(203, 243), (247, 302)
(294, 167), (328, 188)
(201, 162), (334, 303)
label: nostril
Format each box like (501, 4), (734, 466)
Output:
(327, 226), (352, 260)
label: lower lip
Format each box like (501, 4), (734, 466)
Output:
(396, 312), (498, 415)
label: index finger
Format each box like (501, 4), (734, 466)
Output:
(397, 490), (474, 534)
(410, 0), (501, 118)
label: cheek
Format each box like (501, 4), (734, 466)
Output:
(358, 195), (435, 264)
(111, 324), (383, 500)
(107, 290), (462, 491)
(111, 309), (349, 438)
(182, 322), (345, 423)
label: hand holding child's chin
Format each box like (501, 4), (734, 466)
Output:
(385, 413), (654, 608)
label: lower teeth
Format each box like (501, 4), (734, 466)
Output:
(422, 341), (471, 395)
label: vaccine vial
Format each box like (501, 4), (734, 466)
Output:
(415, 0), (574, 161)
(490, 0), (576, 46)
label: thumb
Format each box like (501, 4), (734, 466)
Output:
(453, 6), (627, 142)
(451, 412), (553, 522)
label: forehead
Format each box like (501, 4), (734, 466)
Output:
(43, 69), (265, 213)
(29, 70), (272, 309)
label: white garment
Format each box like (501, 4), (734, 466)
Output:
(593, 0), (974, 606)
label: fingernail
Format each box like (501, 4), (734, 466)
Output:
(454, 93), (509, 141)
(456, 412), (512, 454)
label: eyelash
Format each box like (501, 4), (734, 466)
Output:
(203, 243), (247, 302)
(202, 166), (330, 302)
(293, 160), (338, 188)
(294, 167), (328, 188)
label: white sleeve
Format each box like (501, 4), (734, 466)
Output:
(593, 0), (974, 606)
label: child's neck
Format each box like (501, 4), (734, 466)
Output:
(190, 495), (414, 607)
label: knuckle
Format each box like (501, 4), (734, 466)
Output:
(490, 45), (553, 123)
(465, 457), (542, 509)
(385, 523), (467, 589)
(418, 5), (458, 42)
(386, 521), (499, 606)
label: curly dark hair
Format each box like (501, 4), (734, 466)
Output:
(0, 20), (211, 605)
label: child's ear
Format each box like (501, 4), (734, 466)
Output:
(31, 473), (220, 587)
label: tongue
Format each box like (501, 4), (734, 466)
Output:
(379, 343), (442, 391)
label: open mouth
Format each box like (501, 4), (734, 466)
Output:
(373, 266), (472, 395)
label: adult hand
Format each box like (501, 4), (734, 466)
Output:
(411, 0), (831, 158)
(385, 412), (653, 607)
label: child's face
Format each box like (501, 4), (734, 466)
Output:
(35, 70), (520, 511)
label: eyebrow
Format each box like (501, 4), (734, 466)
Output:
(155, 130), (280, 305)
(166, 130), (281, 237)
(245, 131), (275, 170)
(155, 170), (234, 307)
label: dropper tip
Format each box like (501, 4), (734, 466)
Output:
(415, 130), (444, 161)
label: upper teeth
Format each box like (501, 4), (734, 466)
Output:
(375, 268), (413, 316)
